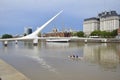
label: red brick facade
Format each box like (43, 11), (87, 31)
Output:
(118, 28), (120, 35)
(44, 32), (72, 37)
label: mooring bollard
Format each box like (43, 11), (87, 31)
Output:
(15, 40), (18, 44)
(85, 39), (87, 43)
(4, 41), (8, 47)
(33, 39), (38, 46)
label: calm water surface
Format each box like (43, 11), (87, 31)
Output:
(0, 41), (120, 80)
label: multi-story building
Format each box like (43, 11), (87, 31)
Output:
(83, 11), (120, 36)
(99, 11), (120, 31)
(83, 17), (99, 36)
(24, 27), (32, 35)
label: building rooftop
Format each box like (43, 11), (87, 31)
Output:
(84, 17), (99, 21)
(98, 11), (119, 18)
(84, 10), (120, 21)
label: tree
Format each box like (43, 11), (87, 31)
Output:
(90, 29), (118, 38)
(71, 32), (76, 36)
(76, 31), (84, 37)
(23, 33), (27, 36)
(90, 30), (101, 36)
(100, 31), (111, 38)
(111, 29), (118, 37)
(2, 34), (13, 39)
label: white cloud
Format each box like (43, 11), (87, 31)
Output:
(1, 0), (120, 14)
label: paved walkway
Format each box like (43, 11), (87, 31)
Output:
(0, 59), (30, 80)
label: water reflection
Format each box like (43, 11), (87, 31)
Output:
(83, 43), (120, 70)
(46, 42), (69, 48)
(22, 43), (59, 74)
(0, 41), (120, 70)
(24, 41), (34, 49)
(0, 41), (120, 80)
(29, 56), (58, 74)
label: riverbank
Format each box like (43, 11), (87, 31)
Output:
(69, 37), (120, 43)
(0, 37), (120, 46)
(0, 59), (30, 80)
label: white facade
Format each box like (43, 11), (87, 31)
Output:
(83, 19), (99, 36)
(100, 16), (120, 31)
(83, 11), (120, 36)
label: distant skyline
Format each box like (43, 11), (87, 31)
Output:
(0, 0), (120, 35)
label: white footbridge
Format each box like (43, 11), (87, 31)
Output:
(0, 10), (63, 46)
(0, 10), (108, 46)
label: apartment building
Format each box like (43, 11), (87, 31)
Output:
(83, 11), (120, 36)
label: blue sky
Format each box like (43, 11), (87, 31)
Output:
(0, 0), (120, 35)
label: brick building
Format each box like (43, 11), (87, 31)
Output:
(43, 28), (71, 37)
(44, 32), (71, 37)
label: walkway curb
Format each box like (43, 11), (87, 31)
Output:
(0, 59), (30, 80)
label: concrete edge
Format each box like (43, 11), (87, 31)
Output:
(0, 59), (30, 80)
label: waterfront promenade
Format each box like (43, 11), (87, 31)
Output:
(0, 37), (120, 46)
(0, 59), (30, 80)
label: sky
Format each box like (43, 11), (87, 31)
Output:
(0, 0), (120, 35)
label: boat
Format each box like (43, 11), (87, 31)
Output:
(46, 38), (70, 42)
(68, 55), (83, 60)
